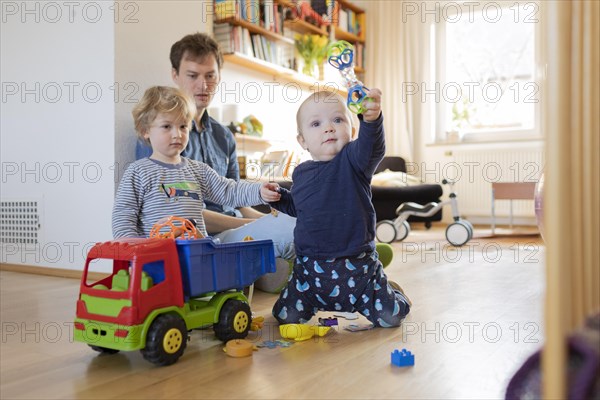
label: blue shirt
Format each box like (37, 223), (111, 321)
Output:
(136, 110), (239, 214)
(271, 114), (385, 259)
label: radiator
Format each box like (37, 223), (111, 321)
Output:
(448, 147), (545, 224)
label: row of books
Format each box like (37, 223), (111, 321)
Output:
(336, 7), (363, 36)
(214, 0), (287, 35)
(214, 23), (292, 68)
(310, 0), (364, 37)
(354, 42), (365, 69)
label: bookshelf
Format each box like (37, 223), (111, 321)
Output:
(223, 52), (348, 95)
(214, 0), (366, 173)
(234, 134), (271, 155)
(212, 0), (365, 94)
(330, 0), (366, 74)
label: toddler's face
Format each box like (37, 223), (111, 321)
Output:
(297, 98), (353, 162)
(144, 112), (190, 164)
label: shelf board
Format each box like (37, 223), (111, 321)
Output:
(336, 0), (365, 14)
(334, 26), (364, 43)
(224, 52), (348, 95)
(284, 19), (328, 36)
(216, 17), (294, 45)
(235, 135), (272, 154)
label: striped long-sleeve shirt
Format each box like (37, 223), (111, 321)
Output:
(112, 157), (264, 238)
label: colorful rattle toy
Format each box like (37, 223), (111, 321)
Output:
(149, 216), (203, 240)
(327, 40), (370, 114)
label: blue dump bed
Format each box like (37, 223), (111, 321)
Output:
(175, 238), (276, 298)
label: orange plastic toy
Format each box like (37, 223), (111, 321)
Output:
(149, 216), (203, 240)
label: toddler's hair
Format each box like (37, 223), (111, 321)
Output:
(132, 86), (196, 143)
(296, 91), (354, 135)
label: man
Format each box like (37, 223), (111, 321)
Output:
(137, 33), (296, 283)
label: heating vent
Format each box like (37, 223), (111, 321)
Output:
(0, 200), (41, 245)
(450, 147), (545, 222)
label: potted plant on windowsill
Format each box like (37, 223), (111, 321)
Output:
(447, 98), (475, 143)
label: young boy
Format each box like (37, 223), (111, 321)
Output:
(265, 89), (411, 327)
(112, 86), (279, 238)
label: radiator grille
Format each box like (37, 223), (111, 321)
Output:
(450, 148), (545, 221)
(0, 200), (41, 245)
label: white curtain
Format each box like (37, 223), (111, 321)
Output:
(363, 1), (431, 164)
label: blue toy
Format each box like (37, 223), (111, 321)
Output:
(391, 348), (415, 367)
(327, 40), (370, 114)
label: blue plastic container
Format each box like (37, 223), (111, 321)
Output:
(175, 238), (276, 298)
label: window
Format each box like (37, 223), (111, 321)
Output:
(434, 1), (541, 142)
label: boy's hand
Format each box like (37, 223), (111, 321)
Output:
(362, 88), (382, 122)
(260, 182), (281, 202)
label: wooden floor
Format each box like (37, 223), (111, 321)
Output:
(0, 226), (545, 399)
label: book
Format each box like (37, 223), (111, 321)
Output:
(214, 0), (236, 20)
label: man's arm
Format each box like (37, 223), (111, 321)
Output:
(238, 206), (265, 218)
(203, 209), (254, 235)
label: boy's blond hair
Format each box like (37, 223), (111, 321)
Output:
(296, 91), (355, 137)
(132, 86), (196, 143)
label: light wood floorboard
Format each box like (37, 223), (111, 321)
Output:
(0, 226), (545, 399)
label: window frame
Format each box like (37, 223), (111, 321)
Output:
(433, 1), (543, 144)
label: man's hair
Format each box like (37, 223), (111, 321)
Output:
(132, 86), (196, 143)
(296, 91), (353, 136)
(170, 32), (223, 73)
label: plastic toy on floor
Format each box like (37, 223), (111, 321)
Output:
(279, 324), (331, 341)
(327, 40), (370, 114)
(391, 348), (415, 367)
(375, 179), (474, 246)
(73, 216), (276, 366)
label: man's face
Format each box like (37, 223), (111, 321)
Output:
(172, 52), (220, 113)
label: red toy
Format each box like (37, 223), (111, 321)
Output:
(74, 235), (275, 366)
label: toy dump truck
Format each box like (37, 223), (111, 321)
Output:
(74, 237), (275, 366)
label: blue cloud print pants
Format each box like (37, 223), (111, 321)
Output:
(272, 251), (410, 327)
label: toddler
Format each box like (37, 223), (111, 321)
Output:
(112, 86), (278, 238)
(266, 89), (411, 327)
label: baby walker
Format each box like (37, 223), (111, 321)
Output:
(375, 179), (474, 247)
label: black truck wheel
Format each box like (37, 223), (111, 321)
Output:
(141, 314), (188, 366)
(89, 345), (120, 354)
(214, 300), (251, 342)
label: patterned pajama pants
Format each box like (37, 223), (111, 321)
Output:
(272, 251), (410, 327)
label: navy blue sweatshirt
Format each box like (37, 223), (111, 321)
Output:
(271, 114), (385, 259)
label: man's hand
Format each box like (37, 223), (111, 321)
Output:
(362, 88), (382, 122)
(260, 182), (281, 202)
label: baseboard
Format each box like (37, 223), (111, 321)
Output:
(0, 263), (91, 280)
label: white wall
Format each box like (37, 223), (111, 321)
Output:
(114, 0), (211, 184)
(1, 1), (115, 269)
(114, 1), (307, 180)
(1, 0), (310, 270)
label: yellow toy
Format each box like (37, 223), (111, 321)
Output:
(223, 339), (256, 357)
(279, 324), (331, 341)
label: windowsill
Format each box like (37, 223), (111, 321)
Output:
(427, 136), (545, 147)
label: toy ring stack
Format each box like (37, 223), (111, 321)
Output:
(149, 216), (203, 240)
(327, 40), (370, 114)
